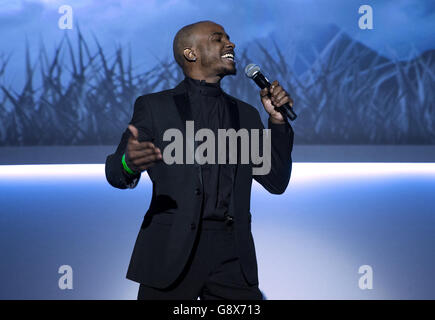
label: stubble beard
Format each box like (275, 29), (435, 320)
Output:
(201, 55), (237, 79)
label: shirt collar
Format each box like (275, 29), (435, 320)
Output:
(184, 76), (223, 97)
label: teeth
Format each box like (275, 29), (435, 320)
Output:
(221, 53), (234, 61)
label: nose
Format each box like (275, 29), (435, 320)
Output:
(226, 39), (235, 50)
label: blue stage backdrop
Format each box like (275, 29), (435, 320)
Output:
(0, 0), (434, 146)
(0, 0), (435, 300)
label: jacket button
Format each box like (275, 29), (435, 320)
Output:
(194, 188), (201, 195)
(190, 223), (196, 230)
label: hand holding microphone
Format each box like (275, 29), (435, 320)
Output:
(245, 64), (297, 123)
(260, 80), (293, 124)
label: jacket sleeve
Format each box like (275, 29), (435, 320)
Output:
(105, 95), (154, 189)
(252, 113), (294, 194)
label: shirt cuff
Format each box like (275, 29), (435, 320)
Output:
(121, 164), (141, 188)
(268, 117), (291, 133)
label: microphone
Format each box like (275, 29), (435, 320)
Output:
(245, 63), (297, 122)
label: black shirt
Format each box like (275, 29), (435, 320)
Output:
(184, 76), (234, 221)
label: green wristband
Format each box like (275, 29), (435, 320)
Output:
(122, 153), (138, 175)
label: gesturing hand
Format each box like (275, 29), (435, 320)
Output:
(125, 124), (162, 173)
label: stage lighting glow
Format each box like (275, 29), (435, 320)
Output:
(0, 164), (103, 179)
(1, 162), (434, 299)
(0, 163), (434, 180)
(290, 162), (435, 181)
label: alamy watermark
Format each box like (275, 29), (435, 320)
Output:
(162, 121), (272, 176)
(58, 5), (73, 30)
(358, 5), (374, 30)
(358, 264), (373, 290)
(58, 265), (73, 290)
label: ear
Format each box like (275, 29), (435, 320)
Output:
(183, 48), (197, 62)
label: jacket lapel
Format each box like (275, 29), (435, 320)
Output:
(172, 82), (192, 124)
(172, 81), (203, 187)
(223, 93), (240, 132)
(223, 93), (240, 196)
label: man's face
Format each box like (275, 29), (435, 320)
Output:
(194, 22), (236, 78)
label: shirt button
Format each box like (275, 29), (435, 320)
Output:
(195, 188), (201, 195)
(190, 223), (196, 230)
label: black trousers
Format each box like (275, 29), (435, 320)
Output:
(137, 220), (263, 300)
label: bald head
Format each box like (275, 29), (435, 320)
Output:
(172, 20), (214, 69)
(172, 20), (236, 82)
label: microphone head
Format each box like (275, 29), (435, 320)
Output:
(245, 63), (261, 78)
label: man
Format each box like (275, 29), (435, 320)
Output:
(105, 20), (294, 300)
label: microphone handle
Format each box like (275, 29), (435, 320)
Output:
(253, 72), (297, 122)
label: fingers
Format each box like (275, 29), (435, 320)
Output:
(260, 80), (281, 98)
(126, 145), (162, 172)
(260, 80), (284, 97)
(128, 124), (139, 140)
(136, 154), (162, 171)
(128, 145), (162, 161)
(269, 80), (279, 94)
(260, 87), (269, 98)
(129, 139), (158, 150)
(126, 125), (163, 172)
(134, 152), (162, 163)
(272, 90), (286, 104)
(269, 80), (294, 108)
(273, 92), (291, 108)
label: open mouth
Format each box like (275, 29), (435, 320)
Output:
(221, 52), (235, 62)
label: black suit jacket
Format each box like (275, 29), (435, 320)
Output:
(105, 79), (294, 289)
